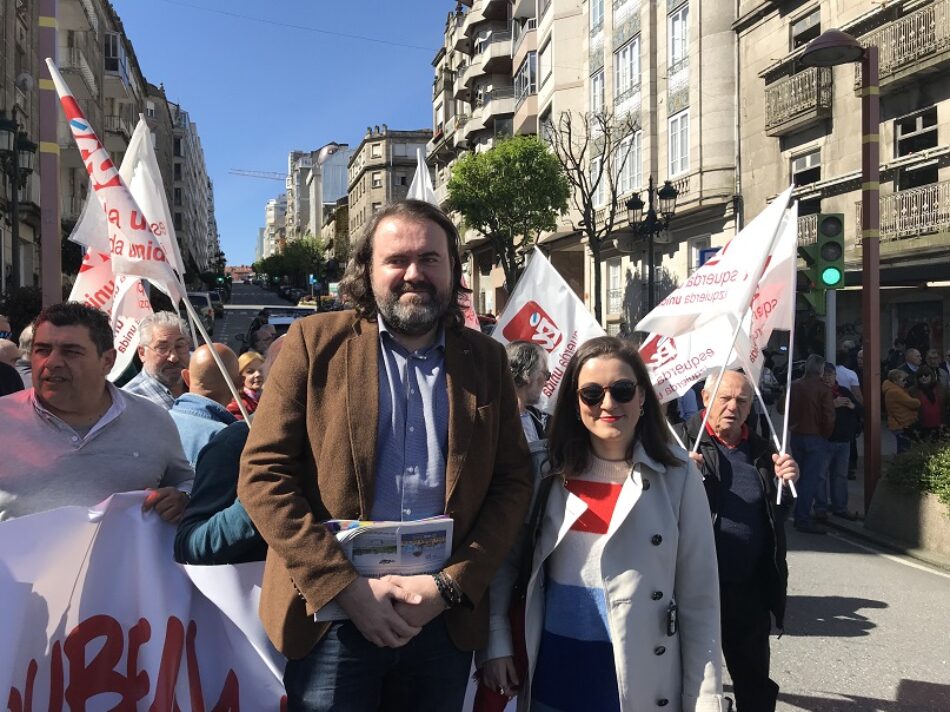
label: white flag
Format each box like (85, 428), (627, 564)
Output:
(121, 118), (186, 275)
(493, 248), (606, 412)
(47, 59), (184, 305)
(68, 250), (154, 382)
(69, 119), (184, 278)
(640, 203), (799, 403)
(636, 185), (794, 337)
(407, 147), (438, 205)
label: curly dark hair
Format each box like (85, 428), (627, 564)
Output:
(338, 199), (471, 330)
(34, 302), (114, 355)
(548, 336), (682, 477)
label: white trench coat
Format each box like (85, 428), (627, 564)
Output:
(521, 443), (724, 712)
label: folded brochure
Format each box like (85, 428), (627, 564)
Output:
(314, 515), (454, 622)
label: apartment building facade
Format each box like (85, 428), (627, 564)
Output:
(0, 0), (217, 290)
(262, 194), (287, 259)
(426, 0), (737, 327)
(306, 143), (352, 238)
(285, 150), (312, 242)
(738, 0), (950, 355)
(347, 125), (431, 238)
(0, 0), (41, 290)
(427, 0), (588, 316)
(169, 102), (218, 273)
(579, 0), (739, 333)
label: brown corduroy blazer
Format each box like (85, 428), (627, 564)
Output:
(237, 311), (534, 659)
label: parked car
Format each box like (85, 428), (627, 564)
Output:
(187, 292), (215, 337)
(208, 290), (224, 319)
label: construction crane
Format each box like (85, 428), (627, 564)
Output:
(229, 169), (287, 181)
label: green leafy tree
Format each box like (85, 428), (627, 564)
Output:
(252, 237), (326, 288)
(447, 135), (569, 290)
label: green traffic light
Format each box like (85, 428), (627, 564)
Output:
(821, 266), (843, 286)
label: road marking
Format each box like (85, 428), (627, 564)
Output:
(829, 531), (950, 579)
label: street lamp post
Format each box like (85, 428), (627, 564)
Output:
(800, 29), (881, 512)
(622, 176), (679, 310)
(0, 110), (37, 293)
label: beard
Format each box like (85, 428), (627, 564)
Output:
(376, 281), (451, 337)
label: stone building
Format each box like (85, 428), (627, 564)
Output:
(737, 0), (950, 354)
(427, 0), (588, 316)
(263, 194), (287, 259)
(169, 102), (217, 273)
(0, 0), (216, 289)
(347, 125), (431, 238)
(0, 0), (41, 289)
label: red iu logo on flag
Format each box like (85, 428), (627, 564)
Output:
(639, 334), (678, 370)
(503, 301), (563, 352)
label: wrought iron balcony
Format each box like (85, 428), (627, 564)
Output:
(856, 0), (950, 90)
(856, 179), (950, 247)
(765, 66), (832, 137)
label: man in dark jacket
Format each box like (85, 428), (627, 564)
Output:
(174, 421), (266, 565)
(682, 369), (798, 712)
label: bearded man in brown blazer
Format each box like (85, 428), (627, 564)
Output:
(238, 199), (534, 711)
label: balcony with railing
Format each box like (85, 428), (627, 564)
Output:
(454, 63), (471, 99)
(513, 19), (537, 56)
(480, 30), (513, 73)
(855, 0), (950, 91)
(480, 87), (516, 118)
(855, 180), (950, 256)
(103, 115), (133, 139)
(60, 46), (98, 98)
(765, 66), (833, 137)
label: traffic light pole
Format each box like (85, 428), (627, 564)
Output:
(861, 47), (881, 513)
(825, 289), (836, 363)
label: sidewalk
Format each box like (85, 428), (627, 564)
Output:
(821, 431), (950, 572)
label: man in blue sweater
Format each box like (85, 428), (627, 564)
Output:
(169, 343), (240, 465)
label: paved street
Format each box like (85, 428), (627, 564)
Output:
(216, 282), (289, 353)
(765, 527), (950, 712)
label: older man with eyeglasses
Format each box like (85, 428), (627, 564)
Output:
(123, 312), (192, 409)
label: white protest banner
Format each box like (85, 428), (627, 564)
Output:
(0, 492), (285, 710)
(640, 202), (799, 404)
(493, 248), (606, 412)
(636, 185), (794, 337)
(121, 118), (186, 275)
(68, 250), (154, 382)
(47, 59), (184, 305)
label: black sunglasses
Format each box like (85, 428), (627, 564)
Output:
(577, 380), (638, 406)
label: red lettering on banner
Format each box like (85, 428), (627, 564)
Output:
(130, 211), (147, 232)
(7, 615), (273, 711)
(150, 616), (185, 712)
(64, 614), (147, 709)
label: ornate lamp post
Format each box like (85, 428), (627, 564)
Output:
(800, 28), (881, 511)
(0, 110), (37, 292)
(621, 176), (679, 310)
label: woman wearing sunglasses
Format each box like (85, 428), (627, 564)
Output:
(519, 336), (724, 712)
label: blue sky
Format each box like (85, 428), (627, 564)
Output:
(112, 0), (450, 266)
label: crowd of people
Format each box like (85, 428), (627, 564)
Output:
(0, 197), (942, 712)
